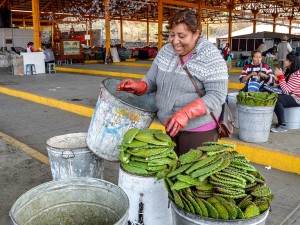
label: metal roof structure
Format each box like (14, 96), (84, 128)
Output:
(2, 0), (300, 29)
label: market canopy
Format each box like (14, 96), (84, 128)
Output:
(232, 31), (300, 40)
(3, 0), (300, 27)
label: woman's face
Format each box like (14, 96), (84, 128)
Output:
(169, 23), (200, 57)
(284, 58), (292, 69)
(252, 52), (262, 65)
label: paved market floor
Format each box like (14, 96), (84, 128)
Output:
(0, 61), (300, 224)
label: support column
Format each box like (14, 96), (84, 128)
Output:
(228, 10), (232, 47)
(146, 15), (150, 46)
(198, 0), (203, 31)
(272, 13), (278, 33)
(252, 9), (259, 33)
(157, 0), (163, 50)
(51, 22), (54, 47)
(23, 17), (26, 28)
(32, 0), (41, 49)
(120, 16), (124, 46)
(206, 22), (209, 40)
(104, 0), (111, 58)
(288, 16), (293, 34)
(89, 19), (93, 46)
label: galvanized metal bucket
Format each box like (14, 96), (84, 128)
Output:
(171, 201), (269, 225)
(238, 104), (274, 143)
(87, 78), (157, 161)
(46, 133), (104, 180)
(227, 92), (239, 128)
(284, 107), (300, 129)
(118, 167), (172, 225)
(10, 178), (129, 225)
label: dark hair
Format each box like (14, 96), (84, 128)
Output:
(251, 50), (262, 58)
(166, 9), (199, 34)
(285, 52), (300, 81)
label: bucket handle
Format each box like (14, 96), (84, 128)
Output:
(62, 150), (75, 159)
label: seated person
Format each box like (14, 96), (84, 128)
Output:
(26, 42), (35, 52)
(270, 52), (300, 132)
(44, 44), (55, 71)
(239, 50), (274, 92)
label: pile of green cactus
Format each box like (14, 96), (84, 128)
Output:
(164, 142), (274, 220)
(118, 128), (177, 179)
(237, 91), (277, 106)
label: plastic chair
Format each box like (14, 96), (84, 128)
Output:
(47, 63), (56, 73)
(25, 64), (36, 75)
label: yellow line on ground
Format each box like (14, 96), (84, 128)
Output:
(1, 86), (299, 174)
(228, 82), (244, 90)
(113, 62), (151, 67)
(56, 67), (243, 90)
(0, 86), (94, 117)
(56, 67), (144, 79)
(0, 131), (49, 165)
(220, 139), (300, 174)
(230, 69), (242, 73)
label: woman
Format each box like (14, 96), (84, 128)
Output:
(239, 50), (274, 92)
(26, 42), (35, 52)
(117, 10), (228, 155)
(271, 52), (300, 132)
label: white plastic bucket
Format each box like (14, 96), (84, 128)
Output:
(171, 201), (269, 225)
(238, 104), (274, 143)
(284, 107), (300, 129)
(10, 178), (129, 225)
(227, 92), (239, 128)
(46, 133), (104, 180)
(87, 78), (157, 161)
(118, 167), (172, 225)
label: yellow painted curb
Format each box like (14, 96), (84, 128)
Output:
(0, 86), (94, 118)
(0, 131), (49, 165)
(229, 82), (244, 90)
(230, 69), (242, 73)
(56, 67), (242, 90)
(56, 67), (144, 79)
(85, 60), (104, 64)
(126, 58), (137, 62)
(113, 62), (151, 67)
(220, 139), (300, 174)
(1, 86), (299, 174)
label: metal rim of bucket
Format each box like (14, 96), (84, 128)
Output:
(46, 132), (89, 153)
(120, 165), (155, 178)
(171, 201), (270, 224)
(237, 104), (275, 111)
(9, 177), (130, 225)
(102, 78), (157, 113)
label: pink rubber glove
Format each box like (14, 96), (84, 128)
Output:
(164, 98), (207, 137)
(116, 79), (148, 96)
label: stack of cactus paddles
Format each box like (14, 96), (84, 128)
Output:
(118, 128), (178, 179)
(164, 142), (274, 220)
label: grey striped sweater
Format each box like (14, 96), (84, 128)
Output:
(143, 36), (229, 130)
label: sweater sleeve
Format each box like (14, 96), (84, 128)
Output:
(279, 70), (300, 94)
(142, 57), (159, 94)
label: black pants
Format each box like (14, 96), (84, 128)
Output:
(274, 94), (299, 125)
(170, 128), (219, 156)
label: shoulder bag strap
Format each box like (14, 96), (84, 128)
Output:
(180, 58), (220, 127)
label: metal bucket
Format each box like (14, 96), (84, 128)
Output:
(238, 104), (274, 143)
(87, 78), (157, 161)
(227, 92), (239, 128)
(46, 133), (104, 180)
(171, 201), (269, 225)
(284, 107), (300, 129)
(118, 167), (172, 225)
(10, 178), (129, 225)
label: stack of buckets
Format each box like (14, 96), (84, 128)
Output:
(10, 79), (269, 225)
(9, 78), (171, 225)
